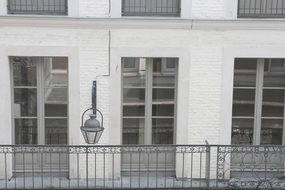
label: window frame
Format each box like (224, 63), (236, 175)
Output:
(121, 57), (178, 145)
(10, 56), (69, 145)
(7, 0), (68, 16)
(238, 0), (285, 18)
(232, 58), (285, 145)
(121, 0), (181, 17)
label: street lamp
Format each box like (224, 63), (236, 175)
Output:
(80, 81), (104, 144)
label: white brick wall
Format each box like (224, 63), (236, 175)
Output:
(191, 0), (238, 19)
(1, 26), (285, 146)
(1, 19), (285, 181)
(0, 0), (238, 19)
(79, 0), (109, 17)
(110, 0), (237, 19)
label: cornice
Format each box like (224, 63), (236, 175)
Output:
(0, 16), (285, 30)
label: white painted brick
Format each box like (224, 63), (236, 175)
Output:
(192, 0), (226, 19)
(79, 0), (109, 17)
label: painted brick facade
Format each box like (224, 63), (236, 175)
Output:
(0, 0), (284, 180)
(79, 0), (109, 17)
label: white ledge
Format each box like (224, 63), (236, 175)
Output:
(0, 16), (285, 30)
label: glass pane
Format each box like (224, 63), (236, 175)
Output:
(12, 57), (37, 86)
(44, 57), (68, 88)
(232, 118), (254, 145)
(123, 88), (145, 104)
(234, 58), (257, 87)
(123, 118), (145, 145)
(152, 105), (174, 117)
(261, 119), (283, 145)
(123, 106), (145, 117)
(153, 58), (177, 87)
(152, 88), (174, 103)
(262, 89), (284, 117)
(122, 58), (146, 88)
(45, 87), (67, 117)
(122, 58), (146, 145)
(152, 118), (174, 144)
(45, 87), (68, 103)
(232, 89), (255, 117)
(15, 119), (37, 144)
(264, 59), (285, 87)
(14, 88), (37, 117)
(45, 119), (67, 145)
(45, 102), (67, 117)
(44, 58), (68, 117)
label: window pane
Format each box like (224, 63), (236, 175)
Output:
(14, 88), (37, 117)
(123, 88), (145, 104)
(264, 59), (285, 87)
(232, 118), (254, 145)
(15, 119), (37, 144)
(12, 57), (37, 86)
(45, 119), (67, 145)
(262, 89), (284, 117)
(123, 118), (145, 145)
(152, 118), (174, 144)
(261, 119), (283, 145)
(123, 105), (145, 117)
(152, 58), (177, 145)
(122, 58), (146, 145)
(152, 105), (174, 117)
(122, 58), (146, 88)
(232, 89), (255, 117)
(153, 58), (177, 88)
(152, 88), (175, 103)
(234, 58), (257, 87)
(44, 57), (68, 88)
(44, 58), (68, 117)
(45, 88), (68, 117)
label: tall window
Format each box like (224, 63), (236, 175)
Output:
(11, 57), (68, 145)
(232, 58), (285, 145)
(122, 57), (178, 145)
(7, 0), (68, 15)
(122, 0), (181, 17)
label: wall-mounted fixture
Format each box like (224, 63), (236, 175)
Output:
(80, 81), (104, 144)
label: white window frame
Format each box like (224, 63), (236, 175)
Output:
(121, 57), (178, 145)
(10, 56), (69, 145)
(232, 58), (285, 145)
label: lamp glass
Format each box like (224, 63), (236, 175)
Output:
(80, 114), (104, 144)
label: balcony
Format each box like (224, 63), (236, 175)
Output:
(7, 0), (68, 15)
(122, 0), (181, 17)
(238, 0), (285, 18)
(0, 144), (284, 189)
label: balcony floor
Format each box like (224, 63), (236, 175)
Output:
(0, 174), (211, 189)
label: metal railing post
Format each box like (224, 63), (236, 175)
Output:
(205, 140), (211, 189)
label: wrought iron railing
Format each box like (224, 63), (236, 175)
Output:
(122, 0), (181, 17)
(238, 0), (285, 18)
(7, 0), (68, 15)
(0, 144), (284, 189)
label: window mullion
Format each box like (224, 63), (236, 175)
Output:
(10, 59), (15, 145)
(37, 57), (45, 145)
(145, 58), (153, 145)
(254, 59), (264, 145)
